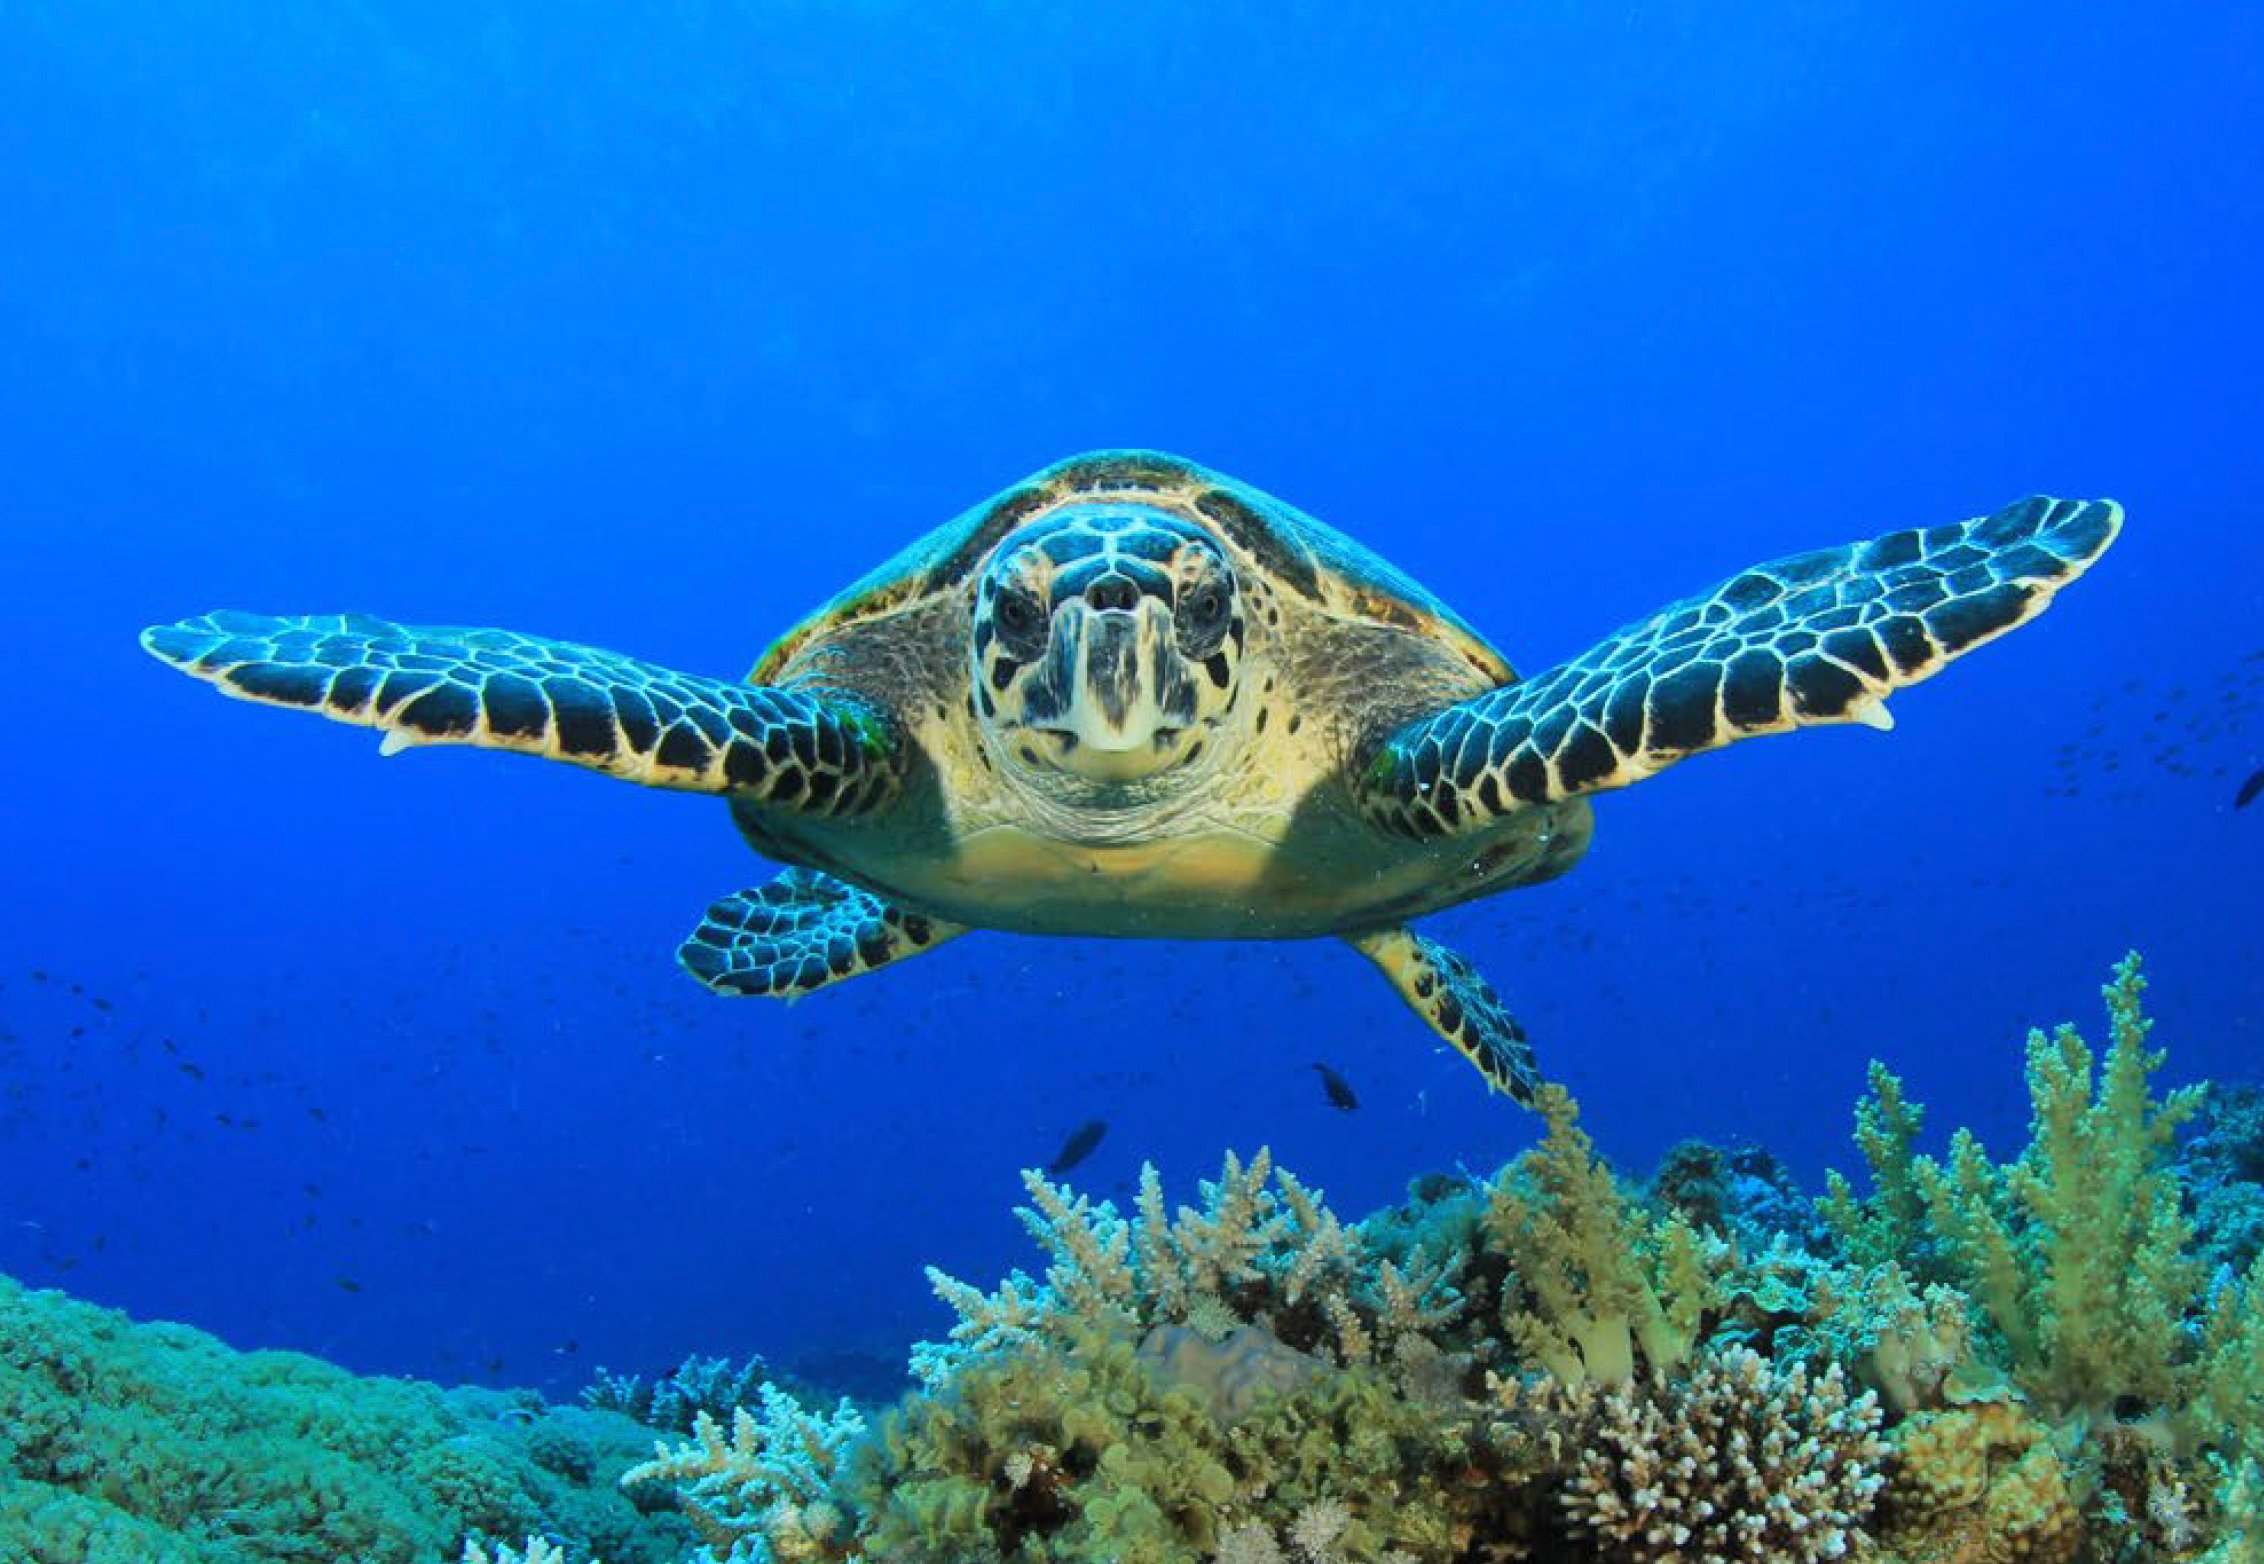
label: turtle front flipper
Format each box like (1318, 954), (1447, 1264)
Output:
(1355, 495), (2121, 837)
(141, 611), (904, 813)
(1347, 926), (1541, 1105)
(678, 868), (965, 998)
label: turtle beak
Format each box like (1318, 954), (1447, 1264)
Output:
(1046, 600), (1196, 781)
(1079, 612), (1145, 738)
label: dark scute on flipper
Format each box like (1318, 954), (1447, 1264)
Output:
(398, 680), (482, 738)
(224, 661), (329, 707)
(481, 673), (551, 740)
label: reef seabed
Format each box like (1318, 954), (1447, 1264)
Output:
(5, 954), (2261, 1564)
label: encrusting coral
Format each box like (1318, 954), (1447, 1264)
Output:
(0, 1271), (690, 1564)
(1874, 1396), (2082, 1563)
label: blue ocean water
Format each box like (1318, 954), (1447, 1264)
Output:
(2, 1), (2258, 1405)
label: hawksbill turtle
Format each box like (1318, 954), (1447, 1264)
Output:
(141, 451), (2120, 1103)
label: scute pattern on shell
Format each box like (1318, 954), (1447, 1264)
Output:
(746, 449), (1513, 691)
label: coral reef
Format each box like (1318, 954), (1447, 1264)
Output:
(5, 953), (2259, 1563)
(0, 1272), (689, 1564)
(2183, 1081), (2264, 1279)
(617, 953), (2261, 1563)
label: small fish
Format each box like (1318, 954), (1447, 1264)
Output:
(1044, 1118), (1107, 1176)
(335, 1276), (362, 1293)
(2237, 767), (2264, 811)
(1312, 1062), (1360, 1111)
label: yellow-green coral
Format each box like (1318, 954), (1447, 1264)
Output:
(1485, 1083), (1721, 1388)
(1824, 953), (2264, 1550)
(852, 1322), (1484, 1564)
(1820, 1059), (1932, 1272)
(924, 1148), (1462, 1385)
(1831, 957), (2208, 1418)
(1918, 954), (2204, 1412)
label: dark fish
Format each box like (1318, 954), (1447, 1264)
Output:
(1313, 1062), (1360, 1111)
(1044, 1118), (1107, 1176)
(335, 1277), (362, 1293)
(2237, 768), (2264, 810)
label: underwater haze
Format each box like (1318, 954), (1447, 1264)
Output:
(4, 0), (2261, 1409)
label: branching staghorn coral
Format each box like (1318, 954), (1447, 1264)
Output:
(617, 1384), (864, 1564)
(462, 1539), (570, 1564)
(582, 1354), (774, 1435)
(922, 1148), (1463, 1379)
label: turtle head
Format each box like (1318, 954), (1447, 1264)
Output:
(973, 504), (1243, 785)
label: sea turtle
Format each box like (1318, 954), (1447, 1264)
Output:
(141, 451), (2120, 1103)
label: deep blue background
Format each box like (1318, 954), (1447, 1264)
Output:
(3, 2), (2259, 1398)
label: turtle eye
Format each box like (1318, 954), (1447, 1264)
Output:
(1176, 580), (1232, 655)
(993, 586), (1049, 658)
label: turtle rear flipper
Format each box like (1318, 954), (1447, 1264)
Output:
(1347, 926), (1541, 1105)
(141, 611), (904, 813)
(1356, 495), (2121, 837)
(678, 868), (966, 997)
